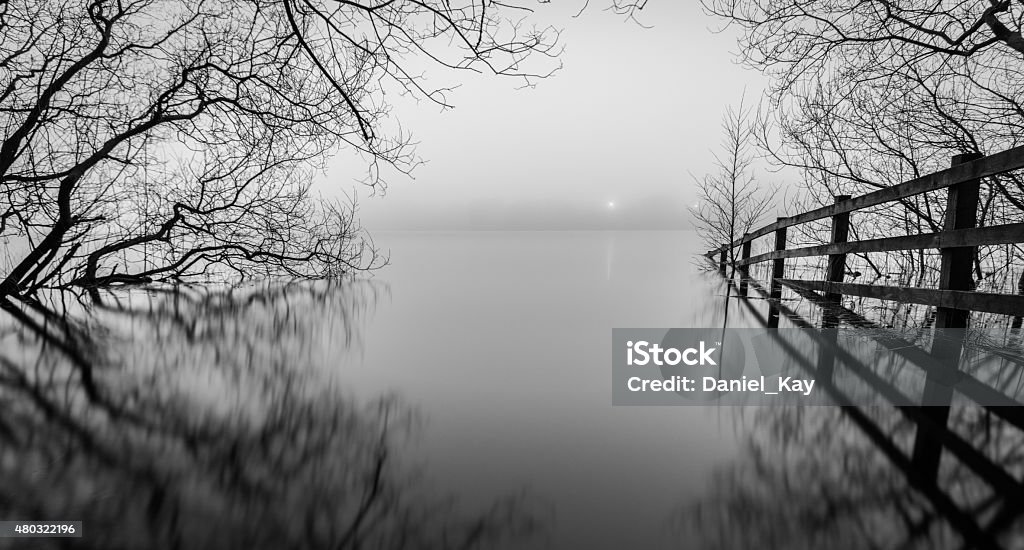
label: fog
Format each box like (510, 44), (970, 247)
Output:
(317, 2), (771, 231)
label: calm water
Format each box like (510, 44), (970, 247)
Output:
(2, 230), (1023, 549)
(340, 231), (740, 549)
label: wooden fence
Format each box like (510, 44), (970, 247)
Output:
(706, 149), (1024, 322)
(703, 150), (1024, 547)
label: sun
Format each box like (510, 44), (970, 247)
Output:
(607, 201), (616, 209)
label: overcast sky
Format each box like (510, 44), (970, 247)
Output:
(319, 2), (771, 230)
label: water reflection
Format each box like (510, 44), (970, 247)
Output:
(681, 268), (1024, 549)
(0, 282), (543, 549)
(680, 403), (1024, 549)
(4, 231), (1022, 549)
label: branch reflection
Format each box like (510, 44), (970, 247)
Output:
(0, 281), (543, 549)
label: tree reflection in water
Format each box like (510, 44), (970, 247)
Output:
(0, 281), (543, 549)
(677, 377), (1024, 549)
(675, 272), (1024, 549)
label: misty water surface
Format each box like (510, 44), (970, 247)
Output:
(2, 230), (1024, 549)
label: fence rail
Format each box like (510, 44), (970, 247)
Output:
(706, 149), (1024, 320)
(737, 222), (1024, 266)
(705, 147), (1024, 549)
(779, 279), (1024, 317)
(708, 144), (1024, 254)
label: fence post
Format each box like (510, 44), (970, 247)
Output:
(719, 247), (727, 275)
(767, 218), (788, 328)
(739, 235), (752, 297)
(911, 152), (983, 482)
(816, 195), (852, 382)
(935, 152), (983, 329)
(1012, 272), (1023, 337)
(824, 195), (852, 309)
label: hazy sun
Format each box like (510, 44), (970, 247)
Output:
(607, 201), (616, 209)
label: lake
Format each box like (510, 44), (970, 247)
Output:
(340, 231), (740, 549)
(1, 230), (1022, 549)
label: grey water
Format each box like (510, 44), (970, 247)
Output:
(341, 230), (739, 549)
(2, 230), (1024, 549)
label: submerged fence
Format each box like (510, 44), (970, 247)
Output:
(705, 150), (1024, 548)
(706, 149), (1024, 325)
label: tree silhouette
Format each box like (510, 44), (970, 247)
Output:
(690, 95), (772, 275)
(0, 0), (590, 297)
(703, 0), (1024, 298)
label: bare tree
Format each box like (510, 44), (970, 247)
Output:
(0, 0), (603, 298)
(703, 0), (1024, 297)
(690, 96), (772, 274)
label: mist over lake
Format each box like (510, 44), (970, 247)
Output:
(5, 0), (1024, 548)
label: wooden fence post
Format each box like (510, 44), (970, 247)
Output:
(739, 235), (752, 297)
(816, 195), (852, 382)
(767, 219), (788, 328)
(935, 152), (983, 329)
(912, 152), (983, 482)
(824, 195), (852, 309)
(1012, 271), (1023, 332)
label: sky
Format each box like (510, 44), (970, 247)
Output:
(318, 2), (771, 230)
